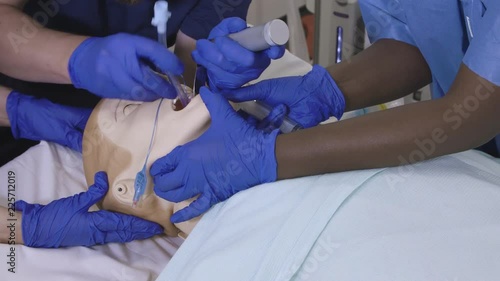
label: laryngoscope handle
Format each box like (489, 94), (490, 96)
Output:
(226, 19), (290, 52)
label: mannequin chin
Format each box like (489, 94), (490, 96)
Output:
(82, 94), (210, 238)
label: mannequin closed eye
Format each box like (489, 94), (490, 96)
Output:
(115, 101), (142, 122)
(123, 103), (141, 115)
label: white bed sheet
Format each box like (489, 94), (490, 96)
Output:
(157, 150), (500, 281)
(0, 51), (313, 281)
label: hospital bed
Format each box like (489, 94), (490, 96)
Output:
(1, 52), (500, 281)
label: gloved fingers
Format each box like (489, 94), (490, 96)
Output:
(14, 200), (29, 212)
(214, 36), (268, 68)
(221, 82), (270, 102)
(257, 104), (288, 131)
(192, 50), (233, 89)
(5, 91), (23, 139)
(78, 172), (109, 210)
(111, 69), (160, 101)
(192, 49), (215, 70)
(139, 66), (178, 99)
(134, 36), (184, 75)
(60, 105), (92, 151)
(170, 193), (213, 223)
(195, 40), (240, 72)
(155, 184), (200, 203)
(150, 146), (182, 179)
(265, 45), (286, 60)
(65, 130), (84, 152)
(75, 107), (93, 131)
(237, 110), (259, 127)
(200, 87), (238, 123)
(152, 165), (186, 194)
(93, 211), (164, 243)
(208, 17), (247, 39)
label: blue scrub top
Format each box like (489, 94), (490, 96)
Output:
(359, 0), (499, 155)
(23, 0), (251, 44)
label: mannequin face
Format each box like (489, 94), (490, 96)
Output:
(82, 95), (210, 237)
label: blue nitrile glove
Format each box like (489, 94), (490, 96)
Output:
(222, 65), (346, 128)
(68, 33), (184, 101)
(192, 17), (286, 90)
(15, 172), (164, 248)
(151, 87), (279, 223)
(6, 91), (92, 152)
(256, 104), (288, 132)
(238, 104), (288, 133)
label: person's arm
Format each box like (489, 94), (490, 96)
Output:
(0, 207), (23, 244)
(328, 39), (432, 111)
(174, 30), (197, 88)
(276, 64), (499, 178)
(0, 0), (184, 102)
(0, 0), (87, 84)
(0, 86), (11, 126)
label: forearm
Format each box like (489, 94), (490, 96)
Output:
(174, 31), (197, 88)
(0, 207), (23, 245)
(0, 3), (87, 84)
(0, 86), (11, 126)
(329, 39), (432, 111)
(276, 64), (499, 179)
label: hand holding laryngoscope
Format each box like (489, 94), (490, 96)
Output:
(192, 17), (287, 90)
(193, 17), (303, 133)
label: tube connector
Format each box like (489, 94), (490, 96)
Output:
(151, 1), (171, 34)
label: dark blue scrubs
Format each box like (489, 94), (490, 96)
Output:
(23, 0), (251, 46)
(0, 0), (251, 165)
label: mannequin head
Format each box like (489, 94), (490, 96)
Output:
(82, 94), (210, 237)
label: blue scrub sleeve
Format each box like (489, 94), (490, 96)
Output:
(462, 2), (500, 86)
(359, 0), (416, 46)
(180, 0), (251, 40)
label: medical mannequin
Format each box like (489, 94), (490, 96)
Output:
(0, 16), (285, 248)
(82, 94), (211, 237)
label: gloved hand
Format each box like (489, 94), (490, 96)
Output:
(151, 87), (279, 223)
(68, 33), (184, 101)
(6, 91), (92, 152)
(16, 172), (164, 248)
(222, 65), (346, 128)
(238, 103), (288, 133)
(192, 17), (285, 90)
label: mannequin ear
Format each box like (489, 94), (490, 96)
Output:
(111, 179), (135, 205)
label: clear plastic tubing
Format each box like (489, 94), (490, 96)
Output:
(158, 30), (167, 47)
(152, 1), (170, 46)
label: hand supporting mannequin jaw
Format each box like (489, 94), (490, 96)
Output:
(82, 91), (210, 238)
